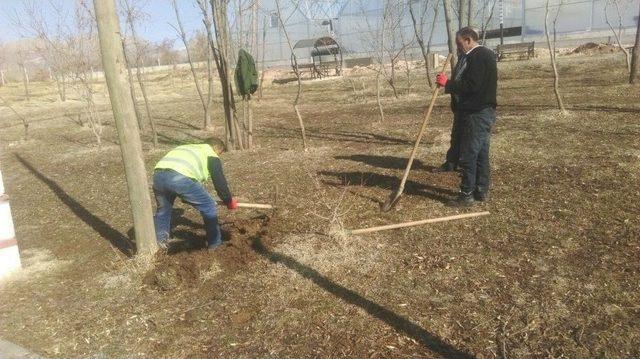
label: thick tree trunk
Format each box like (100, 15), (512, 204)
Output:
(93, 0), (158, 257)
(630, 2), (640, 84)
(443, 0), (458, 70)
(123, 46), (145, 132)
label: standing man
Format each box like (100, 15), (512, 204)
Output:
(436, 27), (497, 206)
(152, 138), (238, 250)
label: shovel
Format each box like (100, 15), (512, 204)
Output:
(381, 53), (454, 212)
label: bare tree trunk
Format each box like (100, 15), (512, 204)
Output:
(275, 0), (308, 150)
(375, 71), (385, 122)
(544, 0), (566, 113)
(459, 0), (469, 28)
(258, 15), (267, 100)
(20, 64), (30, 101)
(210, 0), (244, 150)
(409, 0), (439, 89)
(0, 95), (29, 141)
(247, 98), (253, 148)
(443, 0), (458, 69)
(123, 0), (158, 147)
(605, 0), (631, 73)
(468, 0), (476, 27)
(54, 73), (67, 102)
(173, 0), (213, 130)
(630, 2), (640, 84)
(0, 70), (5, 86)
(250, 0), (259, 54)
(93, 0), (158, 257)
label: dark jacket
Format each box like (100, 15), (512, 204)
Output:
(235, 49), (259, 97)
(207, 157), (232, 204)
(445, 46), (497, 113)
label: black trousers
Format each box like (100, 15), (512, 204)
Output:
(458, 107), (496, 194)
(445, 112), (463, 165)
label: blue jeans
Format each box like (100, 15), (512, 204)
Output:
(152, 170), (222, 248)
(458, 107), (496, 194)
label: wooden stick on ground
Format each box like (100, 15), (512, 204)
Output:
(216, 201), (274, 210)
(349, 211), (490, 235)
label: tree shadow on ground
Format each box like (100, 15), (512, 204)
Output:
(261, 124), (413, 146)
(251, 237), (475, 359)
(15, 154), (134, 257)
(319, 170), (457, 204)
(334, 154), (439, 172)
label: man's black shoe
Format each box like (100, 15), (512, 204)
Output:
(474, 190), (489, 202)
(447, 192), (475, 207)
(433, 161), (457, 173)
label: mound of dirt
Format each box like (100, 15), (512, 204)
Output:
(144, 215), (272, 291)
(572, 42), (619, 55)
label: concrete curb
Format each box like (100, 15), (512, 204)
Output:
(0, 338), (45, 359)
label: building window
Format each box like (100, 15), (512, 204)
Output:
(270, 11), (279, 28)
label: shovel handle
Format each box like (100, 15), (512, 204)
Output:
(217, 201), (274, 209)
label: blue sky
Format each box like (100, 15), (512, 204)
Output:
(0, 0), (205, 45)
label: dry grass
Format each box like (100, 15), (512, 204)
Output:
(0, 51), (638, 358)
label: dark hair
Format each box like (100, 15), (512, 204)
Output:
(456, 27), (479, 42)
(204, 137), (227, 153)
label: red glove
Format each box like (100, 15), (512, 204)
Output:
(436, 73), (448, 87)
(226, 198), (238, 210)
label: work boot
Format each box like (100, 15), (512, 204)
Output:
(432, 161), (457, 173)
(474, 188), (490, 202)
(447, 191), (475, 207)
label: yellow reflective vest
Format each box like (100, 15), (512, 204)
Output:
(155, 144), (217, 182)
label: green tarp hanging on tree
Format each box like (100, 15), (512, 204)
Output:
(235, 49), (259, 97)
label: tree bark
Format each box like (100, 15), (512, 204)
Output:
(459, 0), (469, 28)
(258, 15), (267, 100)
(0, 95), (29, 141)
(93, 0), (158, 256)
(173, 0), (213, 130)
(275, 0), (308, 150)
(211, 0), (243, 150)
(20, 64), (30, 101)
(443, 0), (458, 70)
(630, 2), (640, 84)
(605, 0), (631, 73)
(123, 0), (158, 147)
(409, 0), (439, 89)
(123, 43), (145, 131)
(544, 0), (566, 112)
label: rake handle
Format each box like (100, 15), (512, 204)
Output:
(350, 211), (490, 235)
(396, 53), (454, 194)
